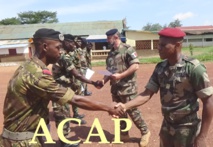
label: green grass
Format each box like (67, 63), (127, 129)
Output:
(91, 46), (213, 66)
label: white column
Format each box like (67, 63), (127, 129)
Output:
(151, 40), (153, 50)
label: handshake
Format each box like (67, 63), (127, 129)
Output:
(109, 102), (127, 117)
(91, 80), (105, 89)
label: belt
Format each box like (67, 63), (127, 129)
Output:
(165, 112), (198, 124)
(2, 128), (35, 141)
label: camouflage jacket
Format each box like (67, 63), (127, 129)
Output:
(3, 57), (74, 132)
(76, 47), (88, 68)
(85, 49), (92, 69)
(146, 55), (213, 123)
(52, 52), (81, 92)
(71, 50), (81, 70)
(106, 42), (139, 96)
(52, 53), (75, 86)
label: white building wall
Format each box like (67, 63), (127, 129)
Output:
(0, 46), (29, 55)
(16, 47), (29, 54)
(0, 49), (9, 55)
(183, 34), (213, 47)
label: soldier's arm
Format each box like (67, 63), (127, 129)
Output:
(116, 88), (154, 111)
(110, 63), (139, 80)
(70, 68), (95, 85)
(197, 95), (213, 138)
(67, 94), (124, 116)
(190, 63), (213, 146)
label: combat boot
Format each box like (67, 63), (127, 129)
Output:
(84, 90), (92, 96)
(73, 113), (85, 119)
(140, 130), (151, 147)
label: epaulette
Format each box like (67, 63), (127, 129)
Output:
(183, 56), (200, 70)
(42, 69), (52, 75)
(183, 56), (200, 65)
(123, 43), (131, 49)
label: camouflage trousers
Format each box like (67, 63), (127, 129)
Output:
(0, 135), (42, 147)
(80, 68), (87, 93)
(112, 94), (148, 135)
(52, 102), (71, 138)
(159, 118), (201, 147)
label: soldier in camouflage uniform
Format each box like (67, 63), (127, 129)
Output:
(0, 28), (124, 147)
(86, 42), (92, 69)
(96, 29), (150, 147)
(116, 28), (213, 147)
(75, 37), (92, 96)
(52, 34), (101, 146)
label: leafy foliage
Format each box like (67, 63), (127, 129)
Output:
(142, 23), (162, 31)
(142, 19), (182, 31)
(18, 11), (58, 24)
(0, 11), (58, 25)
(0, 17), (21, 25)
(168, 19), (182, 28)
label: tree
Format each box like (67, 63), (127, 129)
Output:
(18, 11), (58, 24)
(0, 17), (21, 25)
(168, 19), (182, 28)
(142, 23), (162, 31)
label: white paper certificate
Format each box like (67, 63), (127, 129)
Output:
(98, 70), (113, 76)
(85, 68), (95, 79)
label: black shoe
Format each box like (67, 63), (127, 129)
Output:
(73, 114), (85, 119)
(60, 140), (80, 147)
(84, 90), (92, 96)
(71, 118), (87, 125)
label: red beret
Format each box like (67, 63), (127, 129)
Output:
(158, 27), (186, 38)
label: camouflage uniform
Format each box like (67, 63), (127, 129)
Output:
(145, 55), (213, 147)
(85, 47), (92, 69)
(0, 57), (74, 147)
(75, 47), (87, 94)
(68, 50), (83, 116)
(106, 42), (148, 135)
(52, 52), (77, 139)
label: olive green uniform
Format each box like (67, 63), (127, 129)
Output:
(106, 42), (148, 135)
(145, 55), (213, 147)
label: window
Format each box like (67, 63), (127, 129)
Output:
(188, 39), (202, 42)
(8, 49), (17, 55)
(205, 38), (213, 42)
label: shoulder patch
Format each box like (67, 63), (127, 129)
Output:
(42, 69), (52, 75)
(131, 52), (138, 58)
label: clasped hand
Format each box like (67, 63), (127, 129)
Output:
(108, 102), (127, 118)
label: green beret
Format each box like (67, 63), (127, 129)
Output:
(33, 28), (64, 41)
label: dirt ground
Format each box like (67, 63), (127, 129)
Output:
(0, 62), (213, 147)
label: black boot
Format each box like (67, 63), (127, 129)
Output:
(73, 113), (85, 119)
(84, 90), (92, 96)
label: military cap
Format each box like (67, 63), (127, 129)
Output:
(33, 28), (64, 41)
(81, 38), (87, 45)
(64, 34), (75, 41)
(158, 27), (186, 38)
(106, 28), (118, 36)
